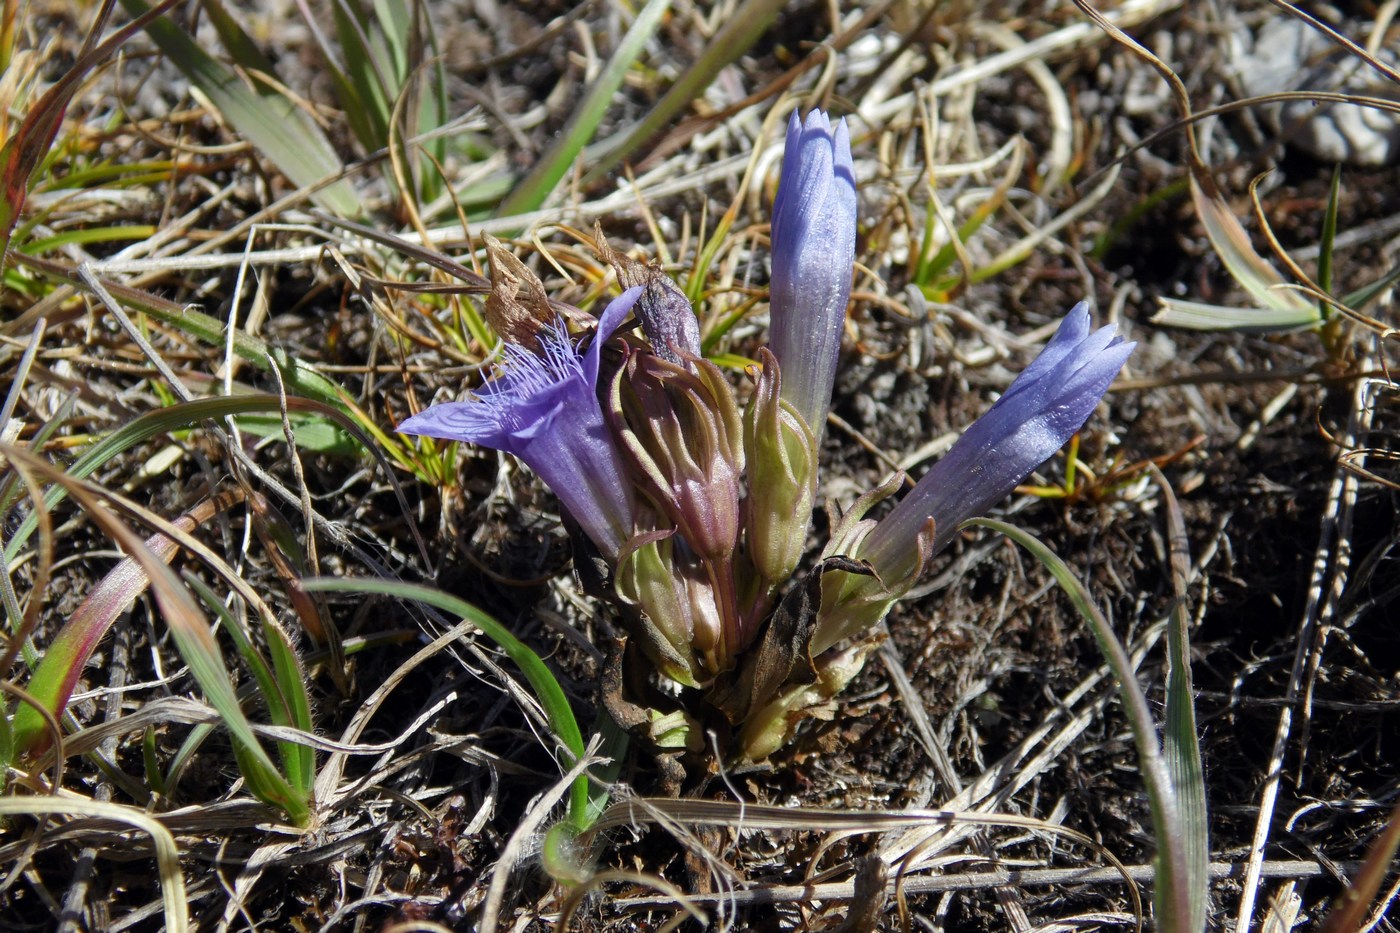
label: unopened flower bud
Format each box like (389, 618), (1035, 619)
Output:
(609, 351), (744, 563)
(768, 110), (857, 442)
(614, 534), (709, 687)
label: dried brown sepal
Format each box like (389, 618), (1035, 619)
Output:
(594, 223), (700, 364)
(707, 555), (831, 725)
(483, 235), (554, 348)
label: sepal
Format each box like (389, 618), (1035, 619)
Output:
(742, 349), (818, 586)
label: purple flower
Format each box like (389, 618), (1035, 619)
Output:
(768, 110), (858, 439)
(859, 303), (1135, 581)
(397, 287), (645, 559)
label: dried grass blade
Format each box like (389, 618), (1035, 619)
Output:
(0, 797), (189, 931)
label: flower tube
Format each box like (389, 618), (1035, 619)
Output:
(397, 287), (645, 559)
(812, 303), (1134, 655)
(768, 109), (858, 440)
(861, 303), (1134, 579)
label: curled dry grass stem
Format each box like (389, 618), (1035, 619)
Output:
(583, 796), (1143, 929)
(0, 796), (189, 931)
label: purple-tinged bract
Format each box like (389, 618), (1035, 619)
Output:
(397, 287), (645, 559)
(768, 110), (858, 440)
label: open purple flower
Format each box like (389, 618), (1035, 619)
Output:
(398, 287), (645, 559)
(859, 303), (1135, 581)
(768, 110), (858, 440)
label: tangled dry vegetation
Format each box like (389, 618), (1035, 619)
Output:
(1, 0), (1398, 930)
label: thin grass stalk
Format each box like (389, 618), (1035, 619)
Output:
(969, 518), (1193, 930)
(497, 0), (672, 217)
(302, 577), (593, 830)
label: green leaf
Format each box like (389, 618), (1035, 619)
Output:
(969, 518), (1197, 931)
(233, 413), (358, 456)
(1151, 297), (1320, 332)
(1155, 473), (1209, 932)
(118, 0), (359, 216)
(497, 0), (673, 217)
(164, 583), (310, 823)
(1317, 165), (1342, 306)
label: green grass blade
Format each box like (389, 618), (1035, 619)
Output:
(1185, 171), (1316, 318)
(117, 0), (359, 217)
(187, 574), (316, 798)
(263, 617), (317, 797)
(580, 0), (785, 186)
(302, 576), (592, 830)
(969, 518), (1194, 930)
(1154, 471), (1209, 931)
(1, 442), (310, 823)
(1317, 165), (1342, 306)
(496, 0), (672, 217)
(330, 0), (394, 147)
(163, 587), (309, 823)
(1151, 298), (1322, 332)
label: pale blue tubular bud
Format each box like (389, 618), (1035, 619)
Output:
(768, 110), (857, 443)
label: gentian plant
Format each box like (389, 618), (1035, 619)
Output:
(399, 109), (1134, 763)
